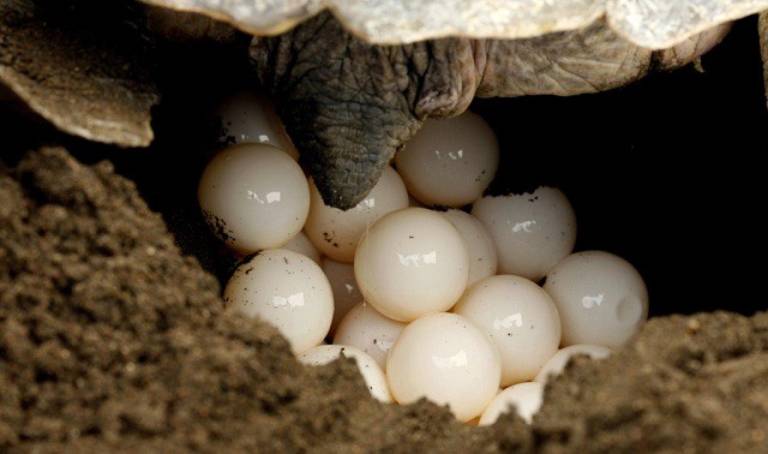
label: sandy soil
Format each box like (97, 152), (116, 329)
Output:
(2, 147), (767, 452)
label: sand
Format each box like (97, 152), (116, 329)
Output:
(1, 147), (766, 452)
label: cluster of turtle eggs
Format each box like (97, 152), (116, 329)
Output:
(198, 92), (649, 424)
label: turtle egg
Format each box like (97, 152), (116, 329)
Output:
(453, 275), (561, 386)
(534, 344), (612, 385)
(198, 143), (310, 253)
(442, 209), (498, 286)
(281, 231), (322, 264)
(223, 249), (333, 353)
(395, 111), (499, 207)
(544, 251), (648, 349)
(322, 258), (364, 334)
(333, 302), (406, 370)
(305, 166), (409, 263)
(479, 382), (544, 425)
(299, 344), (392, 403)
(216, 90), (299, 160)
(355, 207), (469, 322)
(472, 186), (576, 281)
(387, 313), (501, 422)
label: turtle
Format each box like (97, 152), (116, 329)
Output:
(2, 0), (767, 208)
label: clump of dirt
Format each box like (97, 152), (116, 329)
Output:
(535, 311), (768, 453)
(1, 146), (767, 453)
(0, 147), (529, 452)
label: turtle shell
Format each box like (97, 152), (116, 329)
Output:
(2, 0), (761, 149)
(141, 0), (768, 48)
(0, 1), (159, 147)
(1, 0), (764, 211)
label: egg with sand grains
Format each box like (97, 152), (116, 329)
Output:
(442, 209), (498, 286)
(395, 111), (499, 207)
(535, 344), (612, 385)
(479, 382), (544, 425)
(299, 345), (391, 403)
(322, 258), (365, 334)
(282, 231), (322, 264)
(305, 166), (409, 263)
(386, 313), (501, 422)
(224, 249), (333, 354)
(216, 90), (299, 160)
(354, 207), (469, 322)
(333, 302), (406, 369)
(544, 251), (648, 349)
(472, 186), (576, 281)
(198, 143), (309, 254)
(454, 275), (561, 386)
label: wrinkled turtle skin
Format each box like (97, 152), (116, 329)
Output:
(1, 0), (758, 208)
(250, 14), (729, 208)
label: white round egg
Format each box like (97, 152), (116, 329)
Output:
(333, 302), (406, 370)
(355, 207), (469, 322)
(299, 344), (391, 403)
(198, 143), (310, 253)
(471, 187), (576, 281)
(322, 258), (364, 334)
(395, 112), (499, 207)
(305, 166), (409, 263)
(442, 209), (498, 286)
(453, 275), (561, 386)
(479, 382), (544, 425)
(223, 249), (333, 353)
(387, 313), (501, 421)
(216, 90), (299, 159)
(282, 231), (322, 264)
(534, 344), (612, 385)
(544, 251), (648, 349)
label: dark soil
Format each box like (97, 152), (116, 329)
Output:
(1, 6), (767, 452)
(0, 147), (527, 452)
(1, 146), (767, 453)
(536, 312), (768, 453)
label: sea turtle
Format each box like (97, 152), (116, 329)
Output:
(2, 0), (767, 207)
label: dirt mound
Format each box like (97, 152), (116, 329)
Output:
(0, 147), (525, 452)
(535, 311), (768, 453)
(1, 146), (765, 452)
